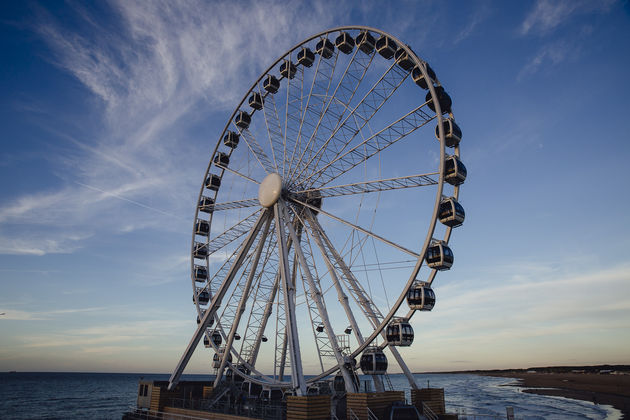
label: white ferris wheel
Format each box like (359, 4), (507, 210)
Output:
(168, 26), (466, 395)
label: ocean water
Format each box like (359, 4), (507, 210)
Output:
(0, 372), (621, 419)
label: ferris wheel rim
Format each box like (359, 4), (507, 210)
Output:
(186, 26), (463, 390)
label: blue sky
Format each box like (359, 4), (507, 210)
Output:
(1, 0), (629, 374)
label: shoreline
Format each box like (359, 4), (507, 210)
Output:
(480, 372), (630, 419)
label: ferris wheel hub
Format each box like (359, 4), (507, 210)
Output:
(258, 173), (283, 207)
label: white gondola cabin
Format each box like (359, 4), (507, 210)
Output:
(214, 152), (230, 167)
(439, 197), (465, 228)
(426, 86), (452, 115)
(435, 118), (462, 148)
(263, 75), (280, 94)
(199, 196), (214, 213)
(386, 319), (414, 346)
(194, 265), (208, 282)
(235, 111), (251, 129)
(223, 131), (239, 148)
(407, 282), (435, 311)
(412, 64), (436, 90)
(356, 31), (375, 54)
(248, 92), (264, 110)
(335, 32), (355, 54)
(195, 219), (210, 236)
(394, 46), (415, 71)
(205, 174), (221, 191)
(426, 242), (453, 270)
(193, 242), (208, 259)
(375, 35), (397, 59)
(279, 60), (297, 79)
(360, 347), (388, 375)
(297, 47), (315, 67)
(315, 38), (334, 58)
(444, 155), (467, 186)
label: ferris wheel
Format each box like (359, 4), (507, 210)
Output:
(168, 26), (466, 395)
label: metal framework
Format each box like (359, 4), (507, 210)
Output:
(168, 26), (465, 396)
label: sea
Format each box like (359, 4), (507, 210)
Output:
(0, 372), (621, 420)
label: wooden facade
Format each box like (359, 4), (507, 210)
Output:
(286, 395), (331, 420)
(346, 391), (405, 420)
(411, 388), (446, 415)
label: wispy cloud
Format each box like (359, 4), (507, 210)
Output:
(453, 4), (491, 44)
(0, 1), (340, 256)
(520, 0), (615, 36)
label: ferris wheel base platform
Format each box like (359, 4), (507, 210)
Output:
(123, 378), (456, 419)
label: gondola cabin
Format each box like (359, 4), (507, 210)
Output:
(394, 46), (415, 71)
(223, 131), (240, 148)
(386, 319), (414, 346)
(248, 92), (264, 110)
(375, 35), (397, 59)
(426, 86), (452, 114)
(444, 155), (467, 186)
(235, 111), (251, 129)
(263, 75), (280, 94)
(279, 60), (297, 79)
(344, 326), (352, 334)
(212, 331), (222, 346)
(261, 335), (268, 342)
(316, 324), (324, 333)
(435, 118), (462, 148)
(198, 196), (214, 213)
(412, 64), (436, 90)
(426, 242), (453, 270)
(360, 347), (388, 375)
(234, 333), (241, 340)
(204, 336), (211, 348)
(193, 265), (208, 282)
(315, 38), (334, 58)
(214, 152), (230, 168)
(195, 219), (210, 236)
(212, 350), (232, 368)
(193, 243), (208, 259)
(297, 47), (315, 67)
(407, 282), (435, 311)
(195, 290), (210, 305)
(333, 371), (359, 393)
(356, 31), (375, 54)
(335, 32), (355, 54)
(439, 197), (465, 228)
(205, 174), (221, 191)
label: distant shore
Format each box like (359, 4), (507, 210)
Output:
(417, 367), (630, 419)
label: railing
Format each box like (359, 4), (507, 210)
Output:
(366, 407), (379, 420)
(348, 407), (360, 420)
(422, 402), (438, 420)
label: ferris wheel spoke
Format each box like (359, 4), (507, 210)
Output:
(286, 50), (332, 182)
(169, 209), (269, 390)
(292, 173), (438, 199)
(303, 102), (436, 188)
(217, 164), (260, 185)
(206, 210), (262, 257)
(294, 59), (408, 185)
(288, 45), (373, 182)
(209, 198), (259, 212)
(236, 126), (276, 175)
(214, 215), (272, 386)
(256, 86), (282, 173)
(289, 196), (418, 258)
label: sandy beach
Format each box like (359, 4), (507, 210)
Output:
(481, 372), (630, 419)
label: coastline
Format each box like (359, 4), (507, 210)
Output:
(479, 372), (630, 419)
